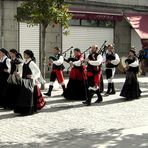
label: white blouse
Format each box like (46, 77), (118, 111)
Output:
(24, 58), (40, 80)
(53, 55), (64, 66)
(0, 55), (11, 73)
(88, 54), (103, 66)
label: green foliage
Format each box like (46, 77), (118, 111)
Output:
(15, 0), (72, 30)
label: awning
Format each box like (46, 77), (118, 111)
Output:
(125, 14), (148, 39)
(69, 10), (123, 21)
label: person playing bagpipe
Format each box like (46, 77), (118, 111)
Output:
(120, 48), (141, 100)
(44, 47), (65, 97)
(103, 44), (120, 96)
(0, 48), (11, 108)
(83, 45), (103, 106)
(63, 48), (88, 100)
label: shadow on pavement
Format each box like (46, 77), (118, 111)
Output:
(0, 93), (148, 119)
(40, 103), (83, 113)
(0, 128), (148, 148)
(0, 113), (17, 120)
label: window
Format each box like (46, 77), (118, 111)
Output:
(69, 19), (114, 28)
(99, 20), (114, 28)
(81, 20), (98, 27)
(69, 19), (80, 26)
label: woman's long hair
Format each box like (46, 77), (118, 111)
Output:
(9, 49), (23, 59)
(24, 50), (36, 63)
(0, 48), (10, 58)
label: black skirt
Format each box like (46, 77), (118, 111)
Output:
(120, 71), (141, 100)
(14, 79), (35, 115)
(63, 79), (88, 100)
(0, 72), (9, 107)
(3, 83), (21, 109)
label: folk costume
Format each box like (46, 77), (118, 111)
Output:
(14, 50), (45, 115)
(104, 45), (120, 95)
(83, 46), (103, 106)
(0, 48), (11, 108)
(120, 49), (141, 100)
(3, 49), (23, 109)
(44, 47), (65, 97)
(63, 48), (88, 100)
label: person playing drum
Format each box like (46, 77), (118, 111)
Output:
(120, 48), (141, 100)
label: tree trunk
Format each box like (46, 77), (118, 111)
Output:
(40, 23), (47, 90)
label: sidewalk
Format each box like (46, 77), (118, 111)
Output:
(0, 74), (148, 148)
(43, 73), (148, 90)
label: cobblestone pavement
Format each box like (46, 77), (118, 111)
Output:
(0, 75), (148, 148)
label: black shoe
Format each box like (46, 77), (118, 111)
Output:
(105, 92), (110, 96)
(82, 100), (91, 106)
(94, 97), (103, 103)
(61, 92), (64, 96)
(110, 83), (115, 95)
(94, 100), (102, 103)
(105, 83), (112, 96)
(44, 85), (53, 97)
(43, 92), (51, 97)
(109, 91), (116, 95)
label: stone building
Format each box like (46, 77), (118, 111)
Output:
(0, 0), (148, 75)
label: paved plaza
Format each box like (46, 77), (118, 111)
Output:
(0, 74), (148, 148)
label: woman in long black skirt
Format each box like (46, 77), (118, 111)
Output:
(14, 50), (45, 115)
(3, 49), (23, 109)
(0, 48), (11, 108)
(120, 49), (141, 100)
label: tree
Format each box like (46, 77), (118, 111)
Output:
(15, 0), (71, 80)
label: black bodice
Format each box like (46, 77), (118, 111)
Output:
(87, 52), (101, 74)
(22, 61), (32, 79)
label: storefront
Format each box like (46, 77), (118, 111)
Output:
(62, 9), (123, 70)
(19, 23), (40, 66)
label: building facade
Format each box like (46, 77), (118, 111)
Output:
(0, 0), (148, 75)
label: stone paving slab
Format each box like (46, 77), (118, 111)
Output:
(0, 75), (148, 148)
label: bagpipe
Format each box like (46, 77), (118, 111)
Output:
(48, 46), (73, 71)
(105, 52), (119, 68)
(48, 46), (73, 61)
(97, 40), (107, 55)
(48, 56), (58, 61)
(65, 47), (91, 73)
(65, 46), (91, 63)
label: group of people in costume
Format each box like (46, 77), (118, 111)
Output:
(44, 45), (141, 105)
(0, 48), (46, 115)
(0, 44), (142, 114)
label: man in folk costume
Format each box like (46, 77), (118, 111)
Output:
(44, 47), (65, 97)
(104, 44), (120, 95)
(63, 48), (88, 100)
(83, 45), (103, 106)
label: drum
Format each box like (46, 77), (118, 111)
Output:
(118, 56), (127, 73)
